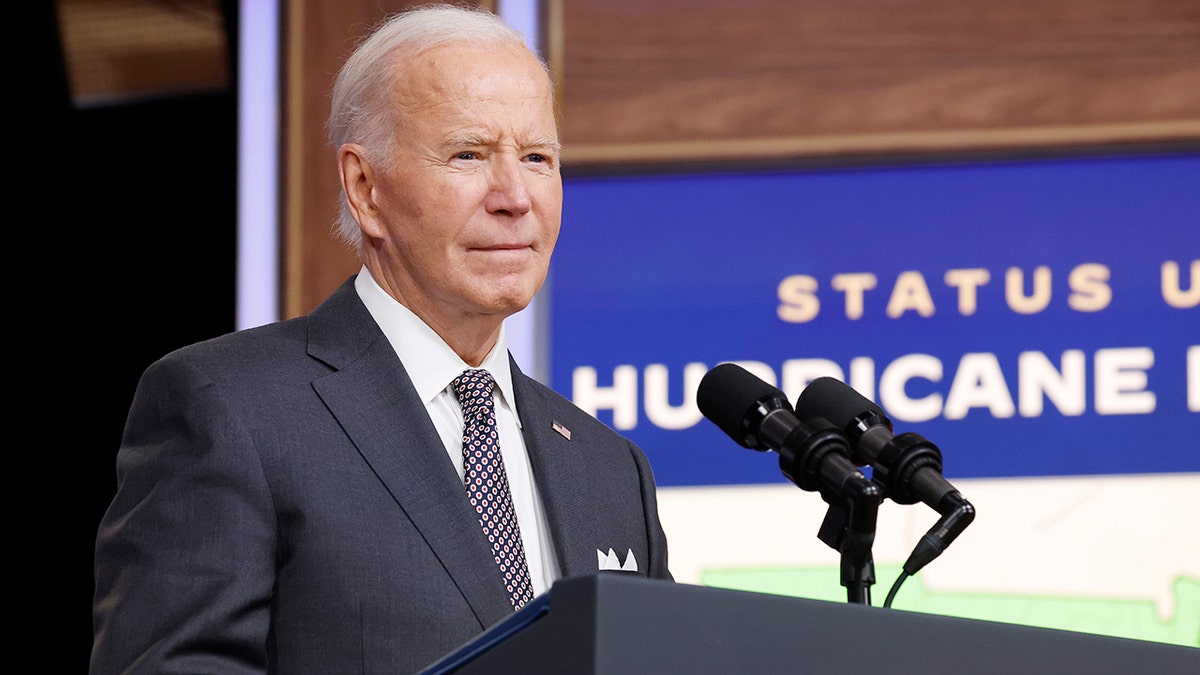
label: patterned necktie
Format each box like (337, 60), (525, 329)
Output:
(451, 368), (534, 610)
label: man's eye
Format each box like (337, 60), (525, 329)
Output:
(526, 153), (548, 164)
(455, 151), (478, 160)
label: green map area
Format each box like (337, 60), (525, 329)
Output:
(701, 566), (1200, 649)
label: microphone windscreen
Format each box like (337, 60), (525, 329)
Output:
(794, 377), (883, 428)
(697, 363), (788, 448)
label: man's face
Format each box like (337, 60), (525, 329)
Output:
(365, 41), (562, 333)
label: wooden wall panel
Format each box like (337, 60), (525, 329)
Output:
(283, 0), (1199, 316)
(547, 0), (1200, 166)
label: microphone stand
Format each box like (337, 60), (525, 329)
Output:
(816, 479), (881, 605)
(771, 417), (883, 605)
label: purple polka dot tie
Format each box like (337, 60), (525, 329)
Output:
(452, 369), (534, 610)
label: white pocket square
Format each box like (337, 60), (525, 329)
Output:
(596, 547), (638, 572)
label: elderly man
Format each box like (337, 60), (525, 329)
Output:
(90, 4), (671, 673)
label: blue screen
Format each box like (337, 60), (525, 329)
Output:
(550, 153), (1200, 486)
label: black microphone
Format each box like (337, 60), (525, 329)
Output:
(794, 377), (975, 578)
(697, 363), (875, 503)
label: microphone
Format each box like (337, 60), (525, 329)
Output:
(794, 377), (975, 578)
(697, 363), (876, 503)
(698, 363), (884, 604)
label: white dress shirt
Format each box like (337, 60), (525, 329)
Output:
(354, 267), (560, 597)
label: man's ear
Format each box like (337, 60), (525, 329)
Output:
(337, 143), (385, 239)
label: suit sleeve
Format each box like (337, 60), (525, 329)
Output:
(628, 439), (674, 581)
(91, 354), (276, 674)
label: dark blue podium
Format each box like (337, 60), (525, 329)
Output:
(421, 574), (1198, 674)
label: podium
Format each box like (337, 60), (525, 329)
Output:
(421, 573), (1198, 674)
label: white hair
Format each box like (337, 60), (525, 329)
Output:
(327, 3), (547, 250)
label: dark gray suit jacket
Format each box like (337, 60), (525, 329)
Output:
(91, 278), (672, 674)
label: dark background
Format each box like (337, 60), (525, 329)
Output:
(10, 4), (237, 671)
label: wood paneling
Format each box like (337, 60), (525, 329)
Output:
(547, 0), (1200, 166)
(56, 0), (230, 106)
(284, 0), (1200, 315)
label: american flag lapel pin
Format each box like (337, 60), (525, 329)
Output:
(551, 420), (572, 441)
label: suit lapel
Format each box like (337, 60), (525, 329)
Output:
(510, 361), (597, 579)
(306, 280), (515, 629)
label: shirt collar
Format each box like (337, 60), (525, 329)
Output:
(354, 267), (520, 421)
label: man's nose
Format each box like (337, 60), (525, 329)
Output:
(484, 156), (533, 216)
